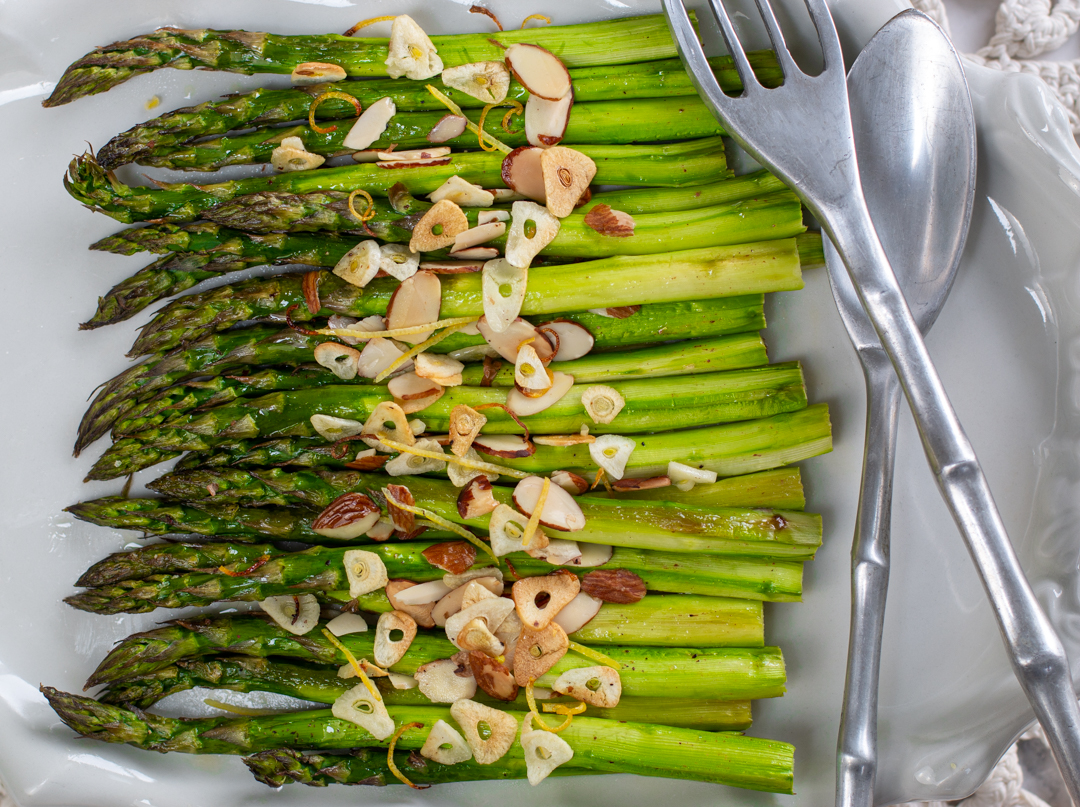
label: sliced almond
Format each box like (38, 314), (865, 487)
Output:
(490, 187), (529, 203)
(533, 433), (595, 448)
(448, 344), (500, 362)
(361, 401), (414, 448)
(271, 140), (326, 172)
(342, 96), (397, 150)
(385, 580), (438, 628)
(351, 149), (383, 163)
(488, 503), (541, 558)
(343, 549), (388, 598)
(525, 90), (574, 148)
(527, 538), (582, 566)
(476, 317), (554, 364)
(514, 343), (551, 392)
(416, 657), (477, 703)
(421, 541), (477, 575)
(432, 575), (503, 627)
(378, 243), (420, 282)
(445, 598), (515, 649)
(374, 610), (418, 667)
(333, 239), (382, 288)
(538, 320), (594, 361)
(472, 434), (536, 459)
(513, 476), (586, 532)
(450, 246), (499, 259)
(409, 200), (469, 254)
(588, 305), (641, 319)
(506, 371), (574, 418)
(458, 476), (499, 519)
(326, 612), (369, 636)
(501, 146), (547, 203)
(388, 672), (417, 690)
(420, 259), (485, 274)
(468, 651), (519, 701)
(385, 436), (446, 475)
(386, 270), (442, 344)
(550, 470), (590, 496)
(332, 683), (394, 740)
(494, 610), (523, 671)
(513, 622), (569, 686)
(356, 337), (409, 379)
(450, 404), (487, 457)
(378, 147), (451, 162)
(291, 61), (347, 84)
(481, 259), (528, 333)
(366, 519), (397, 542)
(453, 221), (505, 252)
(521, 723), (574, 785)
(456, 617), (505, 657)
(580, 568), (646, 604)
(612, 476), (671, 492)
(414, 353), (464, 387)
(552, 592), (603, 635)
(377, 156), (452, 169)
(330, 313), (385, 346)
(584, 204), (635, 237)
(541, 147), (597, 218)
(504, 43), (571, 102)
(384, 484), (416, 533)
(428, 114), (468, 144)
(450, 700), (518, 765)
(313, 342), (361, 380)
(388, 374), (445, 415)
(511, 570), (580, 630)
(310, 413), (363, 442)
(447, 447), (498, 488)
(565, 543), (614, 567)
(259, 594), (320, 636)
(441, 61), (511, 104)
(312, 492), (381, 539)
(429, 175), (495, 208)
(479, 210), (510, 225)
(581, 385), (625, 425)
(385, 15), (443, 81)
(589, 434), (635, 480)
(504, 201), (560, 269)
(421, 719), (473, 764)
(667, 461), (718, 490)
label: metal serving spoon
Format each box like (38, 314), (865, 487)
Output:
(825, 11), (977, 806)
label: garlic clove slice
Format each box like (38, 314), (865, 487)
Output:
(506, 371), (574, 418)
(259, 594), (320, 635)
(421, 259), (486, 274)
(291, 62), (347, 84)
(374, 610), (418, 667)
(551, 665), (622, 708)
(388, 672), (418, 690)
(378, 243), (420, 282)
(343, 549), (389, 598)
(513, 476), (586, 532)
(428, 114), (468, 143)
(504, 201), (560, 269)
(444, 598), (515, 648)
(527, 537), (582, 566)
(514, 343), (551, 392)
(429, 175), (495, 208)
(488, 503), (537, 558)
(377, 147), (451, 162)
(326, 612), (369, 636)
(385, 15), (443, 81)
(332, 683), (395, 740)
(456, 617), (505, 657)
(521, 726), (574, 785)
(589, 434), (636, 480)
(271, 144), (326, 173)
(450, 404), (487, 457)
(580, 385), (625, 425)
(667, 461), (718, 490)
(342, 96), (397, 150)
(385, 270), (442, 344)
(409, 200), (469, 253)
(432, 575), (503, 627)
(503, 44), (571, 102)
(447, 447), (498, 488)
(310, 414), (364, 442)
(480, 259), (528, 333)
(511, 570), (580, 631)
(450, 700), (518, 765)
(525, 90), (574, 148)
(441, 61), (511, 104)
(356, 337), (408, 379)
(551, 592), (603, 635)
(361, 401), (414, 447)
(313, 342), (361, 380)
(513, 622), (569, 686)
(421, 719), (473, 764)
(416, 658), (477, 704)
(500, 146), (547, 203)
(385, 437), (446, 475)
(537, 320), (594, 361)
(333, 240), (382, 288)
(540, 146), (597, 218)
(479, 209), (510, 225)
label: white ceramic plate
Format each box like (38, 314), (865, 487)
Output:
(2, 0), (1080, 804)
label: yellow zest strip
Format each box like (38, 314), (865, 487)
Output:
(377, 431), (529, 480)
(321, 628), (383, 701)
(425, 85), (512, 155)
(568, 640), (622, 670)
(501, 100), (524, 133)
(388, 721), (430, 789)
(344, 15), (396, 37)
(521, 476), (549, 549)
(543, 700), (587, 716)
(347, 189), (376, 222)
(374, 319), (478, 383)
(521, 13), (552, 28)
(381, 482), (502, 564)
(313, 316), (478, 341)
(309, 90), (361, 134)
(203, 698), (279, 716)
(477, 104), (499, 152)
(525, 678), (573, 732)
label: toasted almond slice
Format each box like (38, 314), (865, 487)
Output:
(551, 665), (621, 708)
(551, 592), (602, 635)
(581, 385), (625, 425)
(504, 43), (571, 101)
(488, 503), (538, 557)
(377, 156), (452, 169)
(513, 476), (586, 532)
(430, 175), (496, 207)
(472, 434), (536, 459)
(343, 549), (388, 598)
(361, 401), (414, 447)
(533, 434), (595, 448)
(505, 201), (560, 269)
(422, 541), (477, 576)
(291, 61), (347, 84)
(383, 484), (416, 533)
(541, 147), (597, 218)
(386, 270), (442, 344)
(385, 580), (438, 628)
(565, 543), (613, 567)
(416, 658), (478, 703)
(332, 683), (394, 740)
(378, 243), (420, 282)
(374, 610), (418, 667)
(501, 146), (547, 203)
(490, 187), (529, 202)
(521, 724), (574, 785)
(366, 519), (396, 542)
(506, 371), (574, 418)
(312, 493), (381, 539)
(388, 672), (418, 690)
(428, 114), (468, 143)
(453, 221), (506, 252)
(444, 567), (504, 589)
(476, 317), (554, 363)
(480, 259), (528, 333)
(525, 90), (574, 148)
(441, 61), (511, 104)
(420, 259), (486, 274)
(432, 575), (503, 627)
(448, 344), (500, 362)
(409, 200), (469, 254)
(527, 538), (582, 565)
(513, 622), (569, 686)
(392, 579), (453, 607)
(612, 476), (671, 492)
(494, 610), (523, 671)
(313, 342), (361, 380)
(467, 651), (519, 701)
(388, 374), (445, 415)
(451, 700), (518, 764)
(357, 337), (409, 379)
(333, 240), (381, 288)
(514, 344), (551, 392)
(458, 476), (499, 519)
(537, 320), (594, 361)
(456, 617), (505, 657)
(342, 96), (397, 150)
(584, 204), (635, 237)
(385, 15), (443, 81)
(259, 594), (320, 635)
(326, 612), (369, 636)
(330, 314), (385, 346)
(378, 147), (451, 162)
(271, 143), (326, 172)
(588, 305), (641, 319)
(414, 353), (464, 387)
(548, 470), (590, 496)
(589, 434), (635, 480)
(450, 404), (488, 457)
(479, 210), (510, 225)
(310, 413), (363, 442)
(351, 149), (383, 162)
(511, 570), (580, 632)
(385, 436), (446, 475)
(581, 568), (646, 604)
(421, 719), (473, 764)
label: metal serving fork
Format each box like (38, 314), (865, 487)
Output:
(661, 0), (1080, 803)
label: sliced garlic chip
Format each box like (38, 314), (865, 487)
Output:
(504, 201), (560, 269)
(333, 240), (381, 288)
(361, 401), (414, 447)
(378, 243), (420, 282)
(488, 503), (536, 557)
(527, 538), (582, 566)
(540, 147), (597, 218)
(388, 672), (418, 690)
(343, 549), (389, 598)
(374, 610), (418, 667)
(331, 683), (395, 740)
(511, 571), (581, 631)
(421, 719), (474, 764)
(385, 15), (443, 81)
(385, 437), (446, 476)
(589, 434), (636, 480)
(445, 598), (516, 649)
(414, 353), (464, 387)
(513, 622), (569, 686)
(450, 700), (518, 765)
(416, 657), (477, 703)
(450, 404), (487, 457)
(481, 258), (528, 334)
(456, 617), (505, 657)
(460, 579), (498, 610)
(342, 96), (397, 150)
(667, 461), (718, 491)
(326, 612), (369, 636)
(441, 61), (511, 104)
(551, 665), (622, 708)
(291, 61), (347, 84)
(494, 610), (523, 671)
(429, 175), (495, 207)
(271, 138), (326, 172)
(310, 414), (364, 442)
(259, 594), (320, 635)
(313, 342), (361, 380)
(447, 448), (498, 488)
(581, 385), (625, 425)
(514, 343), (551, 392)
(521, 725), (574, 785)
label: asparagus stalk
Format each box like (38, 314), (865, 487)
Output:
(129, 239), (801, 356)
(45, 15), (685, 108)
(97, 53), (781, 168)
(41, 688), (794, 792)
(76, 297), (766, 454)
(66, 137), (730, 224)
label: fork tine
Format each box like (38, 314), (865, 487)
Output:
(752, 0), (802, 79)
(801, 0), (845, 73)
(661, 0), (727, 99)
(705, 0), (759, 91)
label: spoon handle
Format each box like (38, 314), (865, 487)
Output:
(836, 351), (901, 807)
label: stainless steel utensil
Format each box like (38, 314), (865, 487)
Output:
(661, 0), (1080, 802)
(825, 11), (975, 806)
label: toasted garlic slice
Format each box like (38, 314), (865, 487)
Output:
(458, 476), (499, 518)
(527, 538), (582, 566)
(385, 437), (446, 476)
(388, 372), (445, 414)
(512, 570), (581, 630)
(332, 683), (394, 740)
(538, 320), (594, 361)
(481, 259), (528, 333)
(388, 672), (418, 690)
(343, 549), (389, 598)
(432, 576), (502, 627)
(409, 200), (469, 253)
(386, 270), (442, 344)
(271, 137), (326, 172)
(521, 725), (574, 785)
(453, 221), (506, 252)
(357, 337), (409, 379)
(505, 201), (560, 269)
(504, 43), (571, 101)
(566, 543), (614, 568)
(445, 598), (516, 649)
(291, 61), (347, 84)
(514, 344), (551, 392)
(450, 404), (487, 457)
(415, 353), (464, 387)
(441, 61), (511, 104)
(361, 401), (414, 448)
(589, 434), (635, 480)
(326, 612), (369, 636)
(667, 461), (718, 492)
(429, 175), (495, 207)
(385, 15), (443, 81)
(421, 719), (473, 764)
(490, 187), (528, 202)
(540, 147), (597, 218)
(378, 243), (420, 282)
(310, 413), (363, 442)
(342, 96), (397, 150)
(501, 146), (547, 203)
(581, 385), (625, 425)
(450, 700), (518, 764)
(550, 470), (590, 495)
(488, 503), (535, 558)
(513, 622), (570, 686)
(312, 492), (381, 539)
(428, 114), (468, 143)
(479, 209), (510, 225)
(552, 665), (621, 708)
(333, 240), (381, 288)
(506, 371), (575, 418)
(552, 592), (603, 635)
(460, 579), (498, 610)
(374, 610), (418, 667)
(457, 617), (505, 657)
(416, 657), (477, 703)
(447, 448), (498, 488)
(259, 594), (320, 635)
(313, 342), (361, 380)
(525, 90), (574, 148)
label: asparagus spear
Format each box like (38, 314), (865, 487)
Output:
(66, 137), (730, 224)
(41, 688), (794, 792)
(45, 15), (685, 108)
(97, 53), (781, 168)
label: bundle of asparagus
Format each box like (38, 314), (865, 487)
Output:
(45, 8), (837, 797)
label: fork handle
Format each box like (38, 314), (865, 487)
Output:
(828, 201), (1080, 805)
(837, 349), (901, 807)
